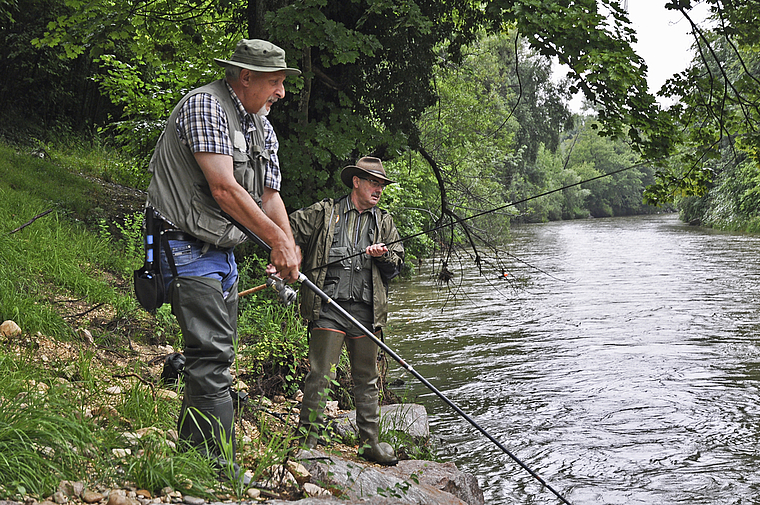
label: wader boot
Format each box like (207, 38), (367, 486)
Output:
(346, 333), (398, 466)
(171, 276), (246, 481)
(298, 328), (345, 449)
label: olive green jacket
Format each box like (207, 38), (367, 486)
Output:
(289, 196), (404, 329)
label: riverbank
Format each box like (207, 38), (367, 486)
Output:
(0, 141), (454, 503)
(1, 318), (484, 504)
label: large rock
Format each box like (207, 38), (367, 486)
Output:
(281, 448), (483, 505)
(333, 404), (430, 441)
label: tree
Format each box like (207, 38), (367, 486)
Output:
(644, 1), (760, 206)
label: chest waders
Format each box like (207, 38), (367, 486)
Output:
(148, 81), (267, 485)
(297, 205), (397, 465)
(171, 276), (248, 480)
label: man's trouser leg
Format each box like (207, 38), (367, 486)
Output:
(171, 276), (238, 470)
(346, 332), (397, 465)
(298, 328), (345, 449)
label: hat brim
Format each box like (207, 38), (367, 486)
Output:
(340, 166), (395, 188)
(214, 58), (301, 76)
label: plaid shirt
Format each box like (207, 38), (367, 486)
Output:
(175, 80), (282, 192)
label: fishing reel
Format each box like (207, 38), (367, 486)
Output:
(267, 275), (298, 306)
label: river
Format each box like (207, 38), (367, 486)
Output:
(385, 213), (760, 505)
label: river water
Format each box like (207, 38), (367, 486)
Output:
(385, 213), (760, 505)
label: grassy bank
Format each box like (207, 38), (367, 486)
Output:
(0, 138), (412, 502)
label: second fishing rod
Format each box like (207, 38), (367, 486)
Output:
(227, 215), (574, 505)
(304, 158), (659, 276)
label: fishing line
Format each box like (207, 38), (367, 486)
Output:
(304, 157), (657, 275)
(229, 216), (575, 505)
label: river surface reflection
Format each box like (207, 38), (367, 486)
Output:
(385, 213), (760, 505)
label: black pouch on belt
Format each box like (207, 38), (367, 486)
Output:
(133, 207), (165, 312)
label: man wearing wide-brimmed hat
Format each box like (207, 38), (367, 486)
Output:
(143, 39), (301, 483)
(289, 157), (405, 465)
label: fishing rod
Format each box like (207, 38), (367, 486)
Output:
(305, 158), (657, 275)
(227, 215), (573, 505)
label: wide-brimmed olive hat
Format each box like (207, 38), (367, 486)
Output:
(214, 39), (301, 76)
(340, 156), (396, 188)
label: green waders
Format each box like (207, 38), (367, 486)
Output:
(299, 328), (397, 465)
(170, 276), (243, 477)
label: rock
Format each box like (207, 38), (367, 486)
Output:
(323, 401), (339, 417)
(81, 491), (104, 503)
(52, 493), (67, 505)
(0, 320), (21, 338)
(134, 491), (150, 499)
(111, 448), (131, 458)
(181, 497), (204, 505)
(265, 464), (298, 486)
(105, 386), (122, 395)
(388, 460), (484, 505)
(135, 427), (160, 438)
(295, 449), (479, 504)
(90, 406), (119, 419)
(58, 480), (84, 498)
(105, 494), (136, 505)
(286, 460), (310, 485)
(334, 404), (430, 442)
(156, 389), (178, 400)
(77, 328), (95, 346)
(302, 483), (330, 497)
(245, 489), (260, 499)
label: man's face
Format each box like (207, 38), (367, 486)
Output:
(243, 69), (287, 114)
(352, 175), (387, 211)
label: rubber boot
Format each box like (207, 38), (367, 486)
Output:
(298, 328), (345, 449)
(347, 334), (398, 466)
(178, 395), (236, 463)
(170, 276), (241, 476)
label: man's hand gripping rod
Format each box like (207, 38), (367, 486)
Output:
(230, 217), (572, 505)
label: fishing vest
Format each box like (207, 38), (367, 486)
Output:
(324, 197), (375, 305)
(146, 79), (268, 248)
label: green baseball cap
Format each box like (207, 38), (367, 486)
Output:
(214, 39), (301, 76)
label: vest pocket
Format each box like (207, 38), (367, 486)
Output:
(191, 187), (244, 246)
(327, 246), (350, 269)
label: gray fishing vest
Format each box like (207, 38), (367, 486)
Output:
(324, 197), (375, 305)
(146, 79), (268, 248)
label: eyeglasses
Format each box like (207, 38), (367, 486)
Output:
(358, 177), (386, 189)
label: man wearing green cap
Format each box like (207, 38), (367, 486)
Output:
(144, 39), (301, 482)
(289, 157), (404, 466)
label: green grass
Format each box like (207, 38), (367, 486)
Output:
(0, 351), (221, 500)
(0, 193), (136, 338)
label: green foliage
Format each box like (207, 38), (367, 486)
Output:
(647, 5), (760, 206)
(680, 154), (760, 231)
(235, 256), (308, 397)
(16, 0), (716, 231)
(380, 154), (439, 263)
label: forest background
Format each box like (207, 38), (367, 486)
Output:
(4, 0), (760, 261)
(1, 0), (760, 501)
